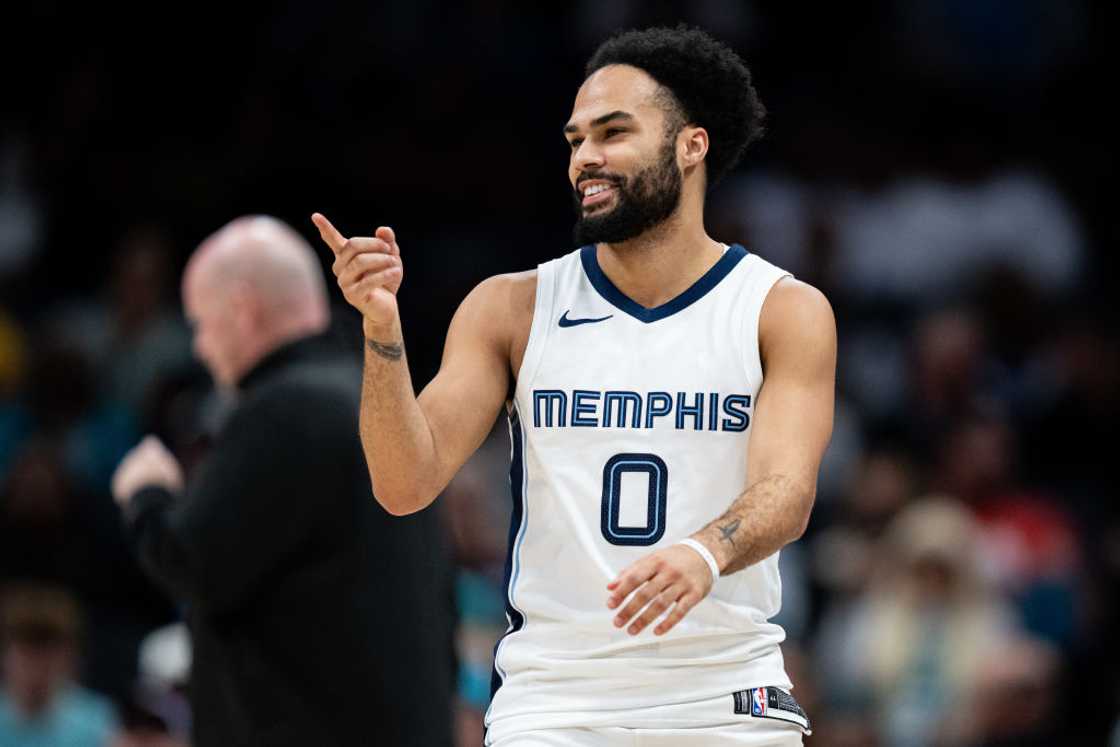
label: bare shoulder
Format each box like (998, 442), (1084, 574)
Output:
(451, 270), (537, 373)
(759, 278), (836, 366)
(470, 269), (537, 317)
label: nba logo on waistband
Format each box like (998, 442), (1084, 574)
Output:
(732, 686), (812, 734)
(751, 687), (767, 717)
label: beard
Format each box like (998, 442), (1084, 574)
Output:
(572, 139), (683, 246)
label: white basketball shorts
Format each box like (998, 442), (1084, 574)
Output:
(487, 687), (810, 746)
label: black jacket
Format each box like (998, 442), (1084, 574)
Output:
(125, 334), (455, 746)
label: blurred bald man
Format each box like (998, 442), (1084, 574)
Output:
(110, 217), (455, 747)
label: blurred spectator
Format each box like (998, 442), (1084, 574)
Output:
(0, 442), (93, 587)
(0, 438), (176, 701)
(967, 635), (1062, 747)
(45, 226), (193, 419)
(911, 310), (990, 430)
(0, 340), (136, 492)
(976, 493), (1081, 645)
(808, 450), (920, 732)
(811, 449), (918, 600)
(0, 584), (117, 746)
(440, 426), (512, 747)
(933, 414), (1014, 505)
(816, 497), (1016, 747)
(843, 449), (916, 537)
(0, 349), (167, 699)
(935, 415), (1082, 646)
(99, 227), (193, 415)
(111, 216), (455, 746)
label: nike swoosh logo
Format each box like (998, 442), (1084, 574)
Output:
(558, 310), (614, 328)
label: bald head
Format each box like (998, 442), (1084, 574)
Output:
(186, 216), (328, 313)
(183, 216), (330, 388)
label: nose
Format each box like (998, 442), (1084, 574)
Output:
(572, 138), (605, 176)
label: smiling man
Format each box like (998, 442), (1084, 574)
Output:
(315, 25), (835, 747)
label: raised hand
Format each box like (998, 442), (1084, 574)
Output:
(112, 436), (185, 506)
(312, 213), (403, 330)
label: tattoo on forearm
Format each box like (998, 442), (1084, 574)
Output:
(695, 475), (805, 576)
(719, 518), (741, 547)
(366, 338), (404, 361)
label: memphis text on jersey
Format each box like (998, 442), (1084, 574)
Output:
(531, 388), (751, 432)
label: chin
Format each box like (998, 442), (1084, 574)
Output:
(207, 366), (233, 390)
(582, 205), (613, 220)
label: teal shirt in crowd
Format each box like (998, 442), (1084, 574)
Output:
(0, 686), (116, 747)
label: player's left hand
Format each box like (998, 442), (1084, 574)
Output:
(112, 436), (184, 507)
(607, 542), (715, 636)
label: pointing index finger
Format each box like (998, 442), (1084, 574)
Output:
(311, 213), (346, 254)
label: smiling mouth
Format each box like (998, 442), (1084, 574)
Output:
(581, 185), (617, 209)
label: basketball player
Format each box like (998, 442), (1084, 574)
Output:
(313, 26), (835, 747)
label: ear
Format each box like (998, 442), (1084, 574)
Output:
(228, 281), (261, 329)
(678, 125), (709, 169)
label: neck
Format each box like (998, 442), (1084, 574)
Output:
(595, 193), (722, 309)
(234, 314), (328, 388)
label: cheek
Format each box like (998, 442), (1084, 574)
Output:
(194, 324), (225, 365)
(192, 327), (209, 359)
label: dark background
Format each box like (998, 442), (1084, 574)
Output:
(1, 2), (1116, 745)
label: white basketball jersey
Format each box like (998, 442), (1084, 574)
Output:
(485, 244), (794, 743)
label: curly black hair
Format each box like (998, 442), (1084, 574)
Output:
(585, 25), (766, 188)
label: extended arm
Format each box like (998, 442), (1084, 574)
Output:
(360, 277), (523, 515)
(312, 214), (527, 515)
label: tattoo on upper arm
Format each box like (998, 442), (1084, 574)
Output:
(719, 518), (741, 547)
(366, 338), (404, 361)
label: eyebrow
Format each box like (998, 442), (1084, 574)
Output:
(563, 110), (635, 135)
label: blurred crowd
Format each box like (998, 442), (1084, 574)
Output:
(1, 1), (1115, 745)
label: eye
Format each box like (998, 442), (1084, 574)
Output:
(604, 128), (626, 138)
(568, 138), (583, 150)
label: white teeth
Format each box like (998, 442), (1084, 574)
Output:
(584, 184), (610, 197)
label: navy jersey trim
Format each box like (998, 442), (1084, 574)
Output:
(489, 408), (528, 703)
(579, 243), (749, 323)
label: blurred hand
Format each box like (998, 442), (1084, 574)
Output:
(606, 542), (715, 636)
(112, 436), (184, 507)
(311, 213), (403, 331)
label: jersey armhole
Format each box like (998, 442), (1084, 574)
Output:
(512, 258), (557, 404)
(742, 260), (795, 390)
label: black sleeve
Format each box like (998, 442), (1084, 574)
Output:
(123, 384), (356, 617)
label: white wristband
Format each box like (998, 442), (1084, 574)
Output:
(677, 538), (720, 585)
